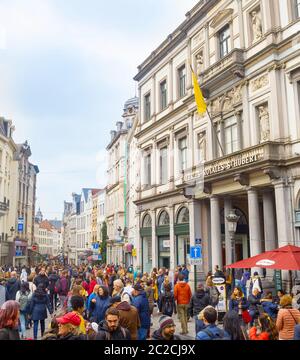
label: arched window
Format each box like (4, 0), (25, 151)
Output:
(176, 207), (189, 224)
(158, 210), (170, 226)
(142, 214), (152, 228)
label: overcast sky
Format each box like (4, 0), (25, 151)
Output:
(0, 0), (198, 219)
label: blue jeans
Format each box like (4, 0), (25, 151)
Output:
(33, 320), (45, 340)
(138, 327), (148, 340)
(19, 312), (26, 337)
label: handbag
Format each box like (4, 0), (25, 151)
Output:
(242, 309), (251, 324)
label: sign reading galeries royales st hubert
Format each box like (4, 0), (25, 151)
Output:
(184, 147), (264, 183)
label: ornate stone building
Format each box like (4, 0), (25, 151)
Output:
(133, 0), (300, 285)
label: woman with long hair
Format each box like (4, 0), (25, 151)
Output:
(223, 310), (246, 340)
(16, 282), (31, 339)
(28, 284), (53, 340)
(90, 286), (110, 323)
(250, 312), (279, 340)
(0, 301), (20, 340)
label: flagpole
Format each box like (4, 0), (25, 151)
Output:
(206, 109), (225, 157)
(189, 63), (225, 157)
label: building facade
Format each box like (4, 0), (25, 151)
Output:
(0, 118), (17, 265)
(133, 0), (300, 285)
(106, 97), (138, 266)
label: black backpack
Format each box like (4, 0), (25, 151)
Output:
(163, 295), (174, 315)
(202, 328), (225, 340)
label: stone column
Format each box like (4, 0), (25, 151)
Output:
(235, 111), (243, 151)
(150, 210), (157, 269)
(274, 179), (294, 247)
(189, 200), (203, 290)
(152, 75), (156, 121)
(168, 205), (175, 271)
(135, 211), (141, 269)
(224, 197), (232, 265)
(168, 59), (174, 109)
(186, 38), (192, 92)
(247, 188), (263, 275)
(204, 23), (210, 68)
(151, 141), (157, 195)
(236, 0), (245, 48)
(263, 190), (277, 251)
(210, 196), (222, 269)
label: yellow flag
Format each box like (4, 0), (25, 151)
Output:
(192, 70), (207, 115)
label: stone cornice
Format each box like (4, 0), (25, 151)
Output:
(133, 0), (219, 82)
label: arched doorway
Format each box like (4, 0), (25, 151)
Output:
(220, 208), (249, 265)
(140, 213), (152, 273)
(175, 207), (190, 266)
(157, 210), (170, 269)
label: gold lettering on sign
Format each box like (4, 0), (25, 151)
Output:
(204, 148), (264, 176)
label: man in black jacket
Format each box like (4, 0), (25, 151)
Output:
(33, 268), (49, 291)
(94, 308), (131, 340)
(48, 270), (59, 311)
(189, 283), (210, 333)
(5, 271), (21, 301)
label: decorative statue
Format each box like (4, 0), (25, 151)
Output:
(196, 52), (204, 76)
(199, 132), (206, 162)
(259, 105), (270, 142)
(252, 11), (263, 42)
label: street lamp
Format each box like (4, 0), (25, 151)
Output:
(226, 209), (240, 288)
(226, 209), (240, 264)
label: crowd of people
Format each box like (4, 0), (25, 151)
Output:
(0, 262), (300, 341)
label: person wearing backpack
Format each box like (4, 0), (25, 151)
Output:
(161, 283), (176, 317)
(208, 283), (220, 308)
(189, 283), (210, 333)
(94, 307), (131, 340)
(196, 306), (230, 340)
(249, 272), (263, 299)
(48, 270), (59, 311)
(16, 282), (31, 338)
(56, 270), (69, 308)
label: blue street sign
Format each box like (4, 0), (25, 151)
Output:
(190, 246), (202, 259)
(93, 243), (99, 250)
(18, 218), (24, 232)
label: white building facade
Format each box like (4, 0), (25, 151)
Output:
(133, 0), (300, 286)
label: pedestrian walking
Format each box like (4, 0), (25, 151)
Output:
(16, 282), (31, 339)
(249, 312), (278, 340)
(189, 283), (210, 333)
(249, 272), (263, 299)
(160, 283), (176, 317)
(93, 307), (131, 340)
(109, 295), (141, 340)
(131, 283), (150, 340)
(151, 315), (181, 340)
(276, 295), (300, 340)
(5, 271), (21, 301)
(70, 296), (86, 334)
(174, 274), (192, 335)
(20, 269), (28, 283)
(223, 310), (246, 340)
(48, 270), (59, 311)
(56, 270), (69, 308)
(33, 268), (49, 291)
(89, 285), (110, 323)
(28, 283), (53, 340)
(0, 301), (20, 340)
(196, 306), (230, 340)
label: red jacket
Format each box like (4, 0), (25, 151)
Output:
(174, 282), (192, 305)
(88, 280), (97, 295)
(249, 327), (270, 340)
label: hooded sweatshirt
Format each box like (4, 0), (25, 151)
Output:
(174, 281), (192, 305)
(112, 301), (141, 340)
(5, 277), (21, 301)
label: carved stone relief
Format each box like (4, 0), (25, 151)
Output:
(210, 84), (243, 115)
(250, 74), (269, 92)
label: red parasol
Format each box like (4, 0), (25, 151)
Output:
(225, 244), (300, 270)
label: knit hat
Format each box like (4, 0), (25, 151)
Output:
(158, 315), (175, 330)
